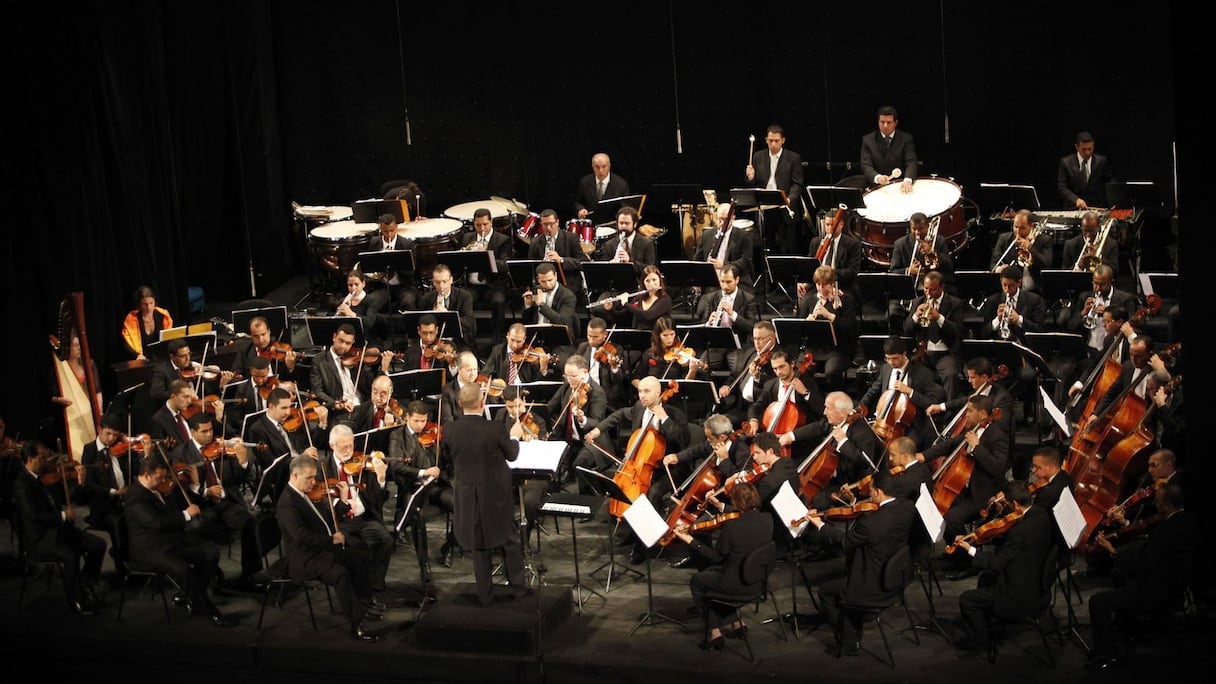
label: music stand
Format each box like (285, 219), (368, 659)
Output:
(1040, 270), (1095, 306)
(398, 310), (464, 345)
(977, 182), (1040, 214)
(352, 198), (409, 224)
(732, 187), (791, 305)
(388, 368), (445, 403)
(356, 249), (416, 283)
(507, 440), (566, 588)
(145, 331), (222, 366)
(953, 270), (1004, 309)
(539, 492), (605, 614)
(524, 324), (574, 354)
(764, 256), (819, 316)
(434, 248), (497, 286)
(675, 325), (741, 356)
(1137, 272), (1181, 299)
(859, 335), (916, 364)
(661, 260), (721, 313)
(772, 318), (838, 350)
(804, 185), (865, 212)
(231, 305), (289, 341)
(591, 194), (647, 226)
(856, 272), (919, 311)
(506, 259), (547, 290)
(578, 466), (646, 592)
(303, 316), (366, 349)
(665, 378), (719, 423)
(1106, 181), (1162, 210)
(582, 262), (639, 300)
(1024, 332), (1086, 364)
(512, 381), (564, 414)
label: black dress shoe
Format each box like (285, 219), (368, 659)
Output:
(835, 640), (861, 656)
(699, 635), (725, 651)
(69, 600), (97, 616)
(208, 613), (236, 628)
(352, 623), (382, 642)
(511, 587), (536, 600)
(945, 567), (979, 581)
(362, 611), (385, 622)
(726, 625), (748, 640)
(629, 547), (646, 565)
(668, 554), (693, 569)
(172, 592), (190, 608)
(368, 596), (387, 611)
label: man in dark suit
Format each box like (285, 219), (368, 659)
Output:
(148, 379), (199, 462)
(1057, 131), (1114, 210)
(522, 262), (579, 344)
(876, 436), (933, 504)
(574, 152), (630, 220)
(954, 481), (1055, 654)
(310, 323), (377, 425)
(694, 264), (759, 372)
(887, 212), (957, 331)
(859, 105), (919, 191)
(277, 455), (381, 641)
(807, 220), (864, 303)
(746, 124), (805, 255)
(483, 323), (554, 386)
(920, 395), (1011, 579)
(12, 441), (106, 613)
(527, 208), (588, 296)
(573, 317), (630, 412)
(150, 339), (235, 405)
(859, 336), (946, 451)
(1061, 211), (1120, 276)
(925, 356), (1016, 437)
(1087, 334), (1158, 426)
(460, 207), (514, 340)
(548, 355), (607, 484)
(438, 351), (483, 425)
(245, 386), (329, 506)
(796, 265), (859, 391)
(747, 348), (825, 458)
(594, 206), (656, 278)
(979, 265), (1047, 424)
(990, 209), (1053, 293)
(230, 315), (299, 382)
(694, 203), (755, 286)
(224, 356), (280, 435)
(1060, 264), (1136, 335)
(388, 400), (451, 576)
(79, 414), (133, 576)
(366, 213), (421, 311)
(397, 313), (463, 387)
(492, 386), (551, 540)
(443, 383), (529, 606)
(780, 391), (878, 512)
(125, 456), (233, 626)
(718, 321), (778, 427)
(902, 270), (969, 401)
(418, 264), (478, 352)
(324, 424), (394, 607)
(804, 480), (917, 656)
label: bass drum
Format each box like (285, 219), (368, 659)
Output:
(853, 177), (967, 267)
(308, 221), (377, 295)
(399, 217), (464, 281)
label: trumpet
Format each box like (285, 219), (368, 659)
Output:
(1082, 291), (1106, 330)
(915, 297), (937, 327)
(997, 294), (1014, 339)
(1075, 217), (1114, 272)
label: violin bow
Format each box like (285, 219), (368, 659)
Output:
(660, 331), (693, 380)
(551, 377), (587, 430)
(316, 451), (343, 537)
(291, 383), (315, 451)
(352, 341), (369, 399)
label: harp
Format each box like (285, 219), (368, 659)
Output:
(50, 292), (100, 458)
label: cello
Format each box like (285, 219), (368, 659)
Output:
(871, 343), (927, 445)
(938, 365), (1009, 440)
(930, 408), (1002, 515)
(796, 405), (868, 503)
(607, 381), (680, 519)
(658, 453), (726, 546)
(760, 351), (815, 455)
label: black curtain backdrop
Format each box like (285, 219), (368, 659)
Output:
(1, 1), (1195, 460)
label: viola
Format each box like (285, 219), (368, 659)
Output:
(200, 439), (263, 461)
(374, 398), (406, 426)
(931, 408), (1002, 515)
(839, 472), (875, 502)
(180, 363), (237, 383)
(511, 345), (558, 366)
(417, 422), (442, 448)
(341, 451), (385, 476)
(307, 477), (343, 502)
(594, 341), (623, 371)
(257, 341), (295, 361)
(341, 346), (382, 368)
(281, 400), (322, 432)
(519, 412), (546, 440)
(791, 500), (880, 527)
(181, 393), (247, 420)
(761, 351), (815, 455)
(945, 508), (1024, 554)
(1082, 512), (1168, 555)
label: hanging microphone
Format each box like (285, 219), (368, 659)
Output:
(676, 127), (683, 154)
(405, 112), (412, 146)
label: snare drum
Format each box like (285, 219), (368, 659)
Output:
(853, 177), (967, 267)
(731, 218), (754, 231)
(308, 221), (378, 294)
(444, 200), (514, 236)
(567, 218), (596, 244)
(399, 217), (464, 281)
(516, 212), (541, 242)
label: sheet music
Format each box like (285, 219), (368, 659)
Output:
(915, 483), (945, 543)
(623, 494), (669, 549)
(1053, 487), (1089, 549)
(771, 481), (811, 539)
(507, 439), (567, 473)
(1040, 386), (1071, 438)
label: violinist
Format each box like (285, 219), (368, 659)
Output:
(391, 400), (452, 576)
(310, 323), (373, 422)
(858, 335), (944, 450)
(779, 391), (879, 511)
(522, 262), (579, 342)
(345, 375), (404, 447)
(795, 265), (857, 391)
(125, 456), (233, 627)
(222, 355), (288, 435)
(150, 339), (236, 405)
(147, 379), (203, 461)
(900, 270), (967, 401)
(717, 321), (778, 426)
(574, 317), (628, 411)
(495, 386), (551, 539)
(120, 285), (174, 360)
(954, 480), (1054, 655)
(367, 213), (421, 311)
(918, 395), (1010, 580)
(326, 424), (393, 607)
(401, 314), (461, 383)
(746, 348), (824, 446)
(801, 480), (916, 657)
(693, 264), (758, 372)
(12, 440), (106, 614)
(177, 412), (262, 588)
(232, 315), (299, 382)
(79, 415), (135, 575)
(632, 316), (707, 390)
(244, 386), (329, 505)
(1086, 482), (1194, 670)
(693, 201), (755, 283)
(1084, 448), (1181, 579)
(548, 356), (608, 487)
(672, 481), (771, 650)
(439, 351), (483, 425)
(483, 323), (553, 386)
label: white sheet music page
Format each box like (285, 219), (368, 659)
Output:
(771, 481), (811, 538)
(1053, 487), (1089, 549)
(916, 483), (946, 543)
(507, 439), (566, 474)
(623, 494), (670, 549)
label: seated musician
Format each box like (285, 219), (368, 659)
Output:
(310, 323), (379, 424)
(148, 379), (203, 461)
(178, 412), (261, 590)
(1085, 449), (1184, 580)
(277, 455), (383, 642)
(244, 386), (329, 505)
(438, 351), (483, 425)
(1058, 264), (1136, 333)
(693, 264), (758, 373)
(953, 480), (1054, 654)
(494, 387), (551, 541)
(693, 202), (755, 286)
(807, 212), (863, 302)
(1028, 445), (1072, 512)
(549, 355), (608, 487)
(1084, 334), (1160, 431)
(631, 316), (706, 390)
(335, 270), (390, 346)
(859, 335), (945, 451)
(389, 400), (452, 576)
(593, 206), (656, 278)
(670, 481), (771, 650)
(12, 440), (106, 614)
(600, 264), (672, 332)
(150, 339), (235, 405)
(483, 322), (555, 390)
(459, 207), (514, 341)
(231, 315), (299, 382)
(522, 262), (580, 350)
(717, 321), (778, 427)
(1061, 211), (1119, 278)
(795, 265), (858, 391)
(223, 355), (289, 436)
(730, 431), (799, 557)
(779, 391), (878, 513)
(367, 213), (421, 312)
(875, 436), (933, 504)
(888, 212), (956, 331)
(978, 265), (1047, 428)
(120, 285), (173, 361)
(582, 376), (688, 564)
(902, 270), (967, 401)
(399, 313), (461, 385)
(917, 394), (1010, 580)
(573, 317), (630, 412)
(990, 209), (1052, 292)
(1061, 305), (1131, 418)
(418, 264), (477, 352)
(924, 356), (1015, 437)
(79, 415), (133, 575)
(747, 348), (825, 453)
(324, 424), (393, 609)
(527, 208), (588, 299)
(125, 455), (233, 627)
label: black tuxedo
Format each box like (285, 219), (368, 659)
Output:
(418, 287), (477, 347)
(309, 347), (376, 417)
(459, 230), (514, 339)
(527, 229), (588, 278)
(366, 233), (418, 291)
(230, 340), (298, 382)
(876, 460), (934, 504)
(574, 173), (631, 217)
(594, 231), (656, 277)
(223, 378), (272, 436)
(595, 401), (689, 459)
(695, 287), (758, 341)
(688, 509), (774, 628)
(80, 439), (131, 525)
(245, 414), (325, 504)
(748, 374), (825, 432)
(977, 288), (1047, 339)
(790, 416), (881, 510)
(748, 146), (805, 254)
(523, 283), (579, 338)
(483, 342), (552, 385)
(573, 343), (629, 411)
(807, 232), (863, 290)
(179, 439), (260, 578)
(1061, 232), (1120, 276)
(124, 479), (221, 616)
(547, 380), (607, 445)
(694, 225), (755, 284)
(1057, 153), (1113, 208)
(1062, 287), (1136, 336)
(940, 381), (1016, 435)
(860, 130), (918, 184)
(859, 361), (946, 450)
(719, 346), (777, 424)
(12, 468), (106, 603)
(901, 291), (970, 401)
(888, 234), (956, 280)
(922, 419), (1011, 545)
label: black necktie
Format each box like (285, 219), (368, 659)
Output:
(884, 135), (892, 150)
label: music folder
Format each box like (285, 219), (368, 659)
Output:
(582, 261), (639, 295)
(661, 260), (720, 290)
(767, 256), (819, 285)
(506, 259), (547, 290)
(232, 305), (289, 342)
(1105, 181), (1161, 210)
(601, 328), (651, 352)
(953, 270), (1003, 305)
(858, 334), (916, 364)
(676, 324), (740, 353)
(773, 317), (837, 349)
(1024, 332), (1086, 362)
(387, 368), (445, 401)
(576, 466), (633, 506)
(508, 439), (566, 477)
(304, 316), (366, 349)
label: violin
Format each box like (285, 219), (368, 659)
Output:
(179, 363), (237, 382)
(423, 340), (456, 364)
(281, 400), (323, 432)
(341, 346), (382, 368)
(109, 434), (176, 456)
(181, 393), (247, 419)
(686, 511), (742, 534)
(307, 477), (344, 502)
(476, 374), (507, 398)
(839, 472), (875, 502)
(945, 508), (1023, 554)
(374, 398), (406, 425)
(511, 346), (557, 366)
(519, 412), (546, 441)
(341, 451), (385, 476)
(417, 422), (442, 448)
(257, 341), (295, 361)
(663, 343), (702, 368)
(200, 439), (263, 461)
(1083, 512), (1168, 555)
(791, 501), (880, 527)
(39, 458), (95, 484)
(153, 461), (196, 496)
(594, 341), (623, 371)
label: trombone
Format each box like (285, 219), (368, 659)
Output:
(1074, 217), (1114, 272)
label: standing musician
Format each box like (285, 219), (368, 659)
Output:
(549, 355), (608, 487)
(630, 316), (707, 389)
(443, 383), (531, 606)
(795, 265), (859, 391)
(325, 424), (393, 608)
(527, 208), (588, 295)
(125, 455), (233, 627)
(574, 152), (630, 220)
(12, 440), (106, 614)
(367, 213), (421, 312)
(953, 480), (1054, 654)
(693, 201), (755, 284)
(231, 315), (299, 382)
(887, 212), (956, 332)
(924, 356), (1016, 437)
(522, 262), (580, 344)
(902, 270), (967, 401)
(747, 348), (824, 449)
(1057, 131), (1114, 211)
(494, 386), (550, 541)
(388, 400), (452, 576)
(594, 206), (656, 277)
(694, 264), (759, 372)
(439, 351), (483, 425)
(245, 386), (330, 506)
(277, 455), (383, 642)
(1062, 211), (1120, 278)
(419, 264), (478, 352)
(483, 322), (554, 387)
(779, 391), (879, 512)
(745, 124), (805, 255)
(79, 414), (133, 576)
(459, 207), (514, 341)
(859, 335), (945, 451)
(918, 394), (1010, 580)
(990, 209), (1052, 291)
(671, 481), (772, 650)
(573, 317), (629, 412)
(49, 333), (102, 461)
(120, 285), (174, 360)
(717, 321), (778, 427)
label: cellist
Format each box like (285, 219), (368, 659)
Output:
(918, 394), (1010, 581)
(1083, 335), (1164, 433)
(859, 335), (944, 450)
(746, 348), (823, 455)
(778, 391), (879, 512)
(583, 376), (688, 565)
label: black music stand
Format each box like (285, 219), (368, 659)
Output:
(856, 272), (918, 313)
(601, 328), (651, 352)
(582, 262), (639, 301)
(539, 492), (605, 614)
(858, 335), (917, 364)
(1106, 181), (1162, 210)
(512, 381), (564, 414)
(591, 194), (647, 226)
(665, 378), (719, 423)
(766, 256), (820, 316)
(772, 318), (838, 351)
(731, 187), (790, 305)
(977, 182), (1040, 214)
(953, 270), (1004, 309)
(387, 368), (445, 403)
(232, 305), (289, 341)
(578, 466), (645, 592)
(1137, 272), (1181, 299)
(805, 184), (865, 212)
(146, 331), (220, 363)
(675, 325), (741, 356)
(398, 310), (464, 346)
(1040, 270), (1096, 306)
(356, 249), (416, 284)
(524, 324), (574, 354)
(434, 248), (497, 286)
(505, 259), (547, 290)
(661, 260), (720, 313)
(352, 198), (409, 224)
(303, 316), (366, 349)
(1024, 332), (1086, 365)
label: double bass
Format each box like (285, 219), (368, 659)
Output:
(760, 352), (815, 455)
(796, 405), (868, 503)
(930, 408), (1002, 515)
(607, 382), (680, 519)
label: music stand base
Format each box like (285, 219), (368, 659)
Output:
(627, 556), (684, 637)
